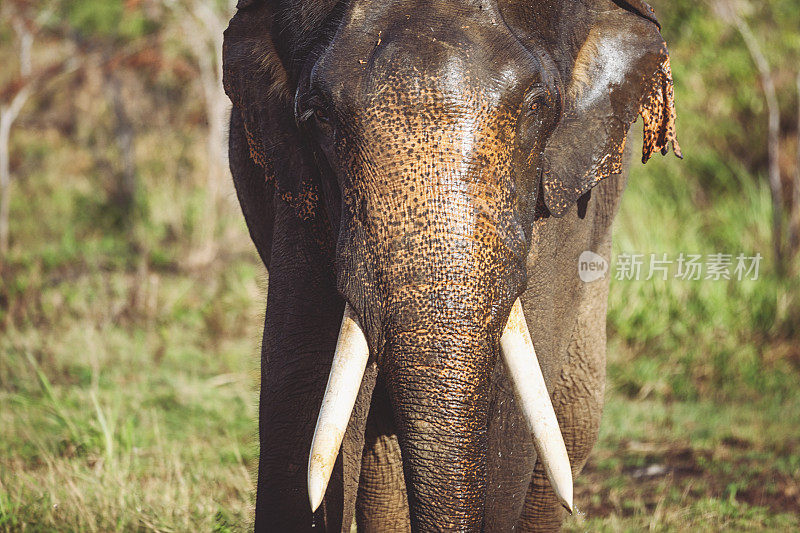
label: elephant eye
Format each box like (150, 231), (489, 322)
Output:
(525, 81), (562, 121)
(307, 95), (334, 133)
(529, 98), (548, 113)
(296, 91), (332, 129)
(313, 106), (331, 125)
(526, 84), (551, 114)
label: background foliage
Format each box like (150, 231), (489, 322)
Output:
(0, 0), (798, 530)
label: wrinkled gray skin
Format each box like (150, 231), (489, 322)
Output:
(224, 0), (678, 530)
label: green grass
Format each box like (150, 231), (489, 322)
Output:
(563, 393), (800, 532)
(0, 122), (264, 531)
(609, 130), (800, 404)
(0, 250), (265, 529)
(0, 257), (263, 531)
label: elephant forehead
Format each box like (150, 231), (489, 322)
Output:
(349, 77), (520, 179)
(346, 94), (518, 221)
(335, 74), (525, 250)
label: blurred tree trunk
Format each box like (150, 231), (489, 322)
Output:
(713, 0), (786, 272)
(790, 72), (800, 259)
(0, 20), (33, 257)
(168, 0), (235, 266)
(732, 13), (784, 272)
(188, 1), (230, 208)
(104, 69), (137, 217)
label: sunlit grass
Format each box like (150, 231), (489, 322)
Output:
(0, 129), (264, 530)
(0, 260), (262, 531)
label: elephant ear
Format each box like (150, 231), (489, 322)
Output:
(222, 2), (320, 220)
(540, 1), (681, 217)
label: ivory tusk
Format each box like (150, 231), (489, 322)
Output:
(307, 304), (370, 512)
(500, 298), (574, 513)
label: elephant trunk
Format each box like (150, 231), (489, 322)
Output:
(382, 286), (496, 531)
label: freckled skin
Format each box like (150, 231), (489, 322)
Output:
(224, 0), (679, 531)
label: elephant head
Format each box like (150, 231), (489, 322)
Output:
(224, 0), (679, 529)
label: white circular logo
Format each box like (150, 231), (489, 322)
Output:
(578, 251), (609, 283)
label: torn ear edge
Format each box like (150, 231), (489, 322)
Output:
(639, 51), (682, 164)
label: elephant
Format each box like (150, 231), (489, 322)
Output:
(222, 0), (680, 531)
